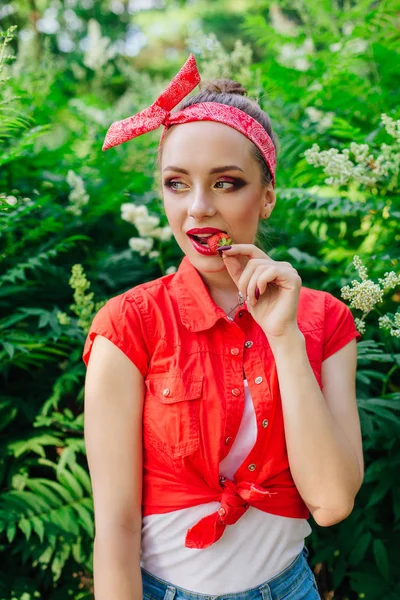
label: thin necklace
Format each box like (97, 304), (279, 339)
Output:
(226, 291), (245, 320)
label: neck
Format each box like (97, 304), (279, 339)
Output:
(198, 267), (240, 313)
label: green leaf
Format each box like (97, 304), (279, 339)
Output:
(348, 532), (372, 565)
(57, 468), (84, 499)
(372, 539), (391, 582)
(6, 522), (16, 544)
(31, 516), (45, 543)
(18, 517), (32, 541)
(73, 503), (94, 537)
(366, 477), (392, 508)
(1, 341), (15, 359)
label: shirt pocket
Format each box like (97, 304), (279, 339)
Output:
(144, 374), (204, 459)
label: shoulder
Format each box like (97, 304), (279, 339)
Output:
(299, 285), (360, 362)
(83, 271), (177, 373)
(105, 270), (177, 315)
(298, 285), (327, 331)
(298, 285), (351, 327)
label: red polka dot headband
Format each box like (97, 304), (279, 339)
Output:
(102, 54), (276, 187)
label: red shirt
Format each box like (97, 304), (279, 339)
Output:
(83, 255), (361, 549)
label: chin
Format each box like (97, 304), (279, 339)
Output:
(186, 253), (227, 273)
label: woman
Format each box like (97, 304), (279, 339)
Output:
(83, 54), (364, 600)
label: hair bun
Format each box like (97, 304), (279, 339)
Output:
(200, 78), (248, 96)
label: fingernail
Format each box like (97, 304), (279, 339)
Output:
(217, 245), (232, 252)
(255, 287), (260, 300)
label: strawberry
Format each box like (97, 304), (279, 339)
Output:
(206, 232), (233, 253)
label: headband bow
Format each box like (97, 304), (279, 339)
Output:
(102, 54), (200, 151)
(102, 53), (276, 187)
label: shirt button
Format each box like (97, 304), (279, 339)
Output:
(230, 348), (240, 355)
(262, 419), (269, 428)
(218, 507), (226, 517)
(255, 376), (263, 384)
(232, 388), (241, 396)
(225, 436), (233, 445)
(163, 388), (170, 397)
(219, 476), (227, 484)
(245, 341), (253, 348)
(248, 463), (256, 471)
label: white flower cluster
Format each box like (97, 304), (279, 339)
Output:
(378, 312), (400, 339)
(353, 255), (368, 281)
(121, 202), (173, 258)
(277, 38), (314, 72)
(342, 22), (355, 36)
(304, 114), (400, 187)
(66, 170), (89, 216)
(341, 278), (384, 312)
(329, 37), (368, 54)
(128, 237), (153, 256)
(83, 19), (117, 71)
(304, 107), (335, 133)
(304, 144), (355, 185)
(354, 317), (366, 335)
(1, 194), (31, 206)
(381, 114), (400, 143)
(378, 270), (400, 293)
(341, 255), (400, 337)
(269, 4), (298, 37)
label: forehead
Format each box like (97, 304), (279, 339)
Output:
(161, 120), (255, 170)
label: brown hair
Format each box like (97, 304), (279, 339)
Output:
(157, 78), (279, 186)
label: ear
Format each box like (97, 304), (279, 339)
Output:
(260, 184), (276, 219)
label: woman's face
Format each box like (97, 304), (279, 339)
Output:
(160, 120), (275, 274)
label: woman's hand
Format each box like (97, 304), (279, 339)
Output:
(218, 244), (302, 338)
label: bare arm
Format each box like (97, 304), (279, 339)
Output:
(84, 335), (145, 600)
(268, 329), (363, 526)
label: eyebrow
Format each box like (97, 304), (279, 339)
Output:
(163, 165), (245, 174)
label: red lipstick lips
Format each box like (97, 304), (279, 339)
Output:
(186, 227), (227, 235)
(186, 227), (227, 256)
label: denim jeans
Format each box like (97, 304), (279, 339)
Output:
(141, 546), (321, 600)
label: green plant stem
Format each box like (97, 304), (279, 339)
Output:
(382, 363), (398, 396)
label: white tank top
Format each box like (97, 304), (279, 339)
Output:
(140, 379), (312, 595)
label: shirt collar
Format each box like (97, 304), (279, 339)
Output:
(171, 255), (248, 332)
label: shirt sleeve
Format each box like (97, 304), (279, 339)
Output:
(323, 292), (362, 361)
(82, 293), (149, 377)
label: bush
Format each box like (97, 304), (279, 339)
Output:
(0, 1), (399, 597)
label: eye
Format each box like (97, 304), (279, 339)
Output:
(215, 180), (236, 189)
(163, 180), (187, 191)
(163, 178), (245, 191)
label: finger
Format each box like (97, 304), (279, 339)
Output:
(219, 244), (270, 261)
(223, 256), (266, 291)
(246, 265), (266, 306)
(257, 266), (301, 296)
(237, 262), (264, 302)
(220, 254), (246, 289)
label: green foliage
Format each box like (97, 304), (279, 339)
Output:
(60, 264), (107, 333)
(0, 1), (399, 598)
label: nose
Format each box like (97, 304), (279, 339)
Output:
(188, 186), (216, 219)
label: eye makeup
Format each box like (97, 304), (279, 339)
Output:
(163, 177), (247, 192)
